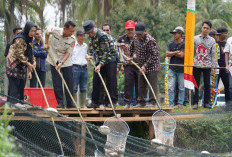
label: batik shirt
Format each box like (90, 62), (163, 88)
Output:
(88, 29), (117, 66)
(130, 33), (160, 74)
(194, 34), (216, 68)
(6, 38), (35, 79)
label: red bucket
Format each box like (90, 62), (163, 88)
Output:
(24, 88), (58, 108)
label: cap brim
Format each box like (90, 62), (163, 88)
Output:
(125, 26), (135, 29)
(84, 28), (94, 34)
(135, 31), (144, 34)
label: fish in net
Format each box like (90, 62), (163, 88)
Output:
(103, 116), (130, 157)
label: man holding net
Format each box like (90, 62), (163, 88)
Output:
(129, 22), (160, 108)
(44, 21), (76, 108)
(83, 20), (118, 109)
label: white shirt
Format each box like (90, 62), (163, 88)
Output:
(71, 42), (88, 65)
(224, 37), (232, 66)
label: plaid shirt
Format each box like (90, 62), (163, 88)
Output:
(130, 33), (160, 73)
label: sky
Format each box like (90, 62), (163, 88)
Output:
(44, 3), (58, 28)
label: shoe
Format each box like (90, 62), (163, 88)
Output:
(87, 103), (98, 109)
(67, 103), (76, 108)
(56, 104), (64, 108)
(178, 106), (183, 110)
(134, 103), (145, 108)
(204, 104), (211, 109)
(108, 103), (117, 108)
(146, 103), (157, 108)
(99, 104), (105, 108)
(124, 104), (130, 108)
(193, 104), (198, 110)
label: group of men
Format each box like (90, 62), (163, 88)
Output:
(6, 19), (232, 110)
(167, 20), (232, 110)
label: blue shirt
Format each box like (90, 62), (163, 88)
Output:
(33, 40), (48, 72)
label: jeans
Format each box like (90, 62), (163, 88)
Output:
(168, 69), (185, 106)
(72, 65), (88, 93)
(30, 70), (46, 88)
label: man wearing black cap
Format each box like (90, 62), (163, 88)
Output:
(129, 22), (160, 108)
(83, 20), (118, 108)
(166, 26), (185, 109)
(71, 30), (88, 108)
(216, 27), (231, 102)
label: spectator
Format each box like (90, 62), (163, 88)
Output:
(193, 21), (216, 109)
(30, 28), (48, 88)
(166, 26), (185, 109)
(71, 30), (88, 108)
(216, 27), (231, 102)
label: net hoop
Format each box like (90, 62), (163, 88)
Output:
(152, 110), (176, 135)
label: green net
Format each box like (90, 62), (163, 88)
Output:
(1, 94), (228, 157)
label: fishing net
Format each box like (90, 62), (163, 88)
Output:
(0, 94), (226, 157)
(152, 109), (176, 146)
(103, 116), (130, 157)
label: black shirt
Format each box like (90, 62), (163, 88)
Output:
(217, 41), (226, 67)
(167, 40), (185, 73)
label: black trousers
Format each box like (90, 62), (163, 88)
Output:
(30, 69), (46, 88)
(92, 62), (117, 104)
(124, 65), (138, 104)
(50, 65), (74, 107)
(138, 71), (159, 105)
(7, 76), (25, 104)
(193, 67), (211, 105)
(218, 68), (231, 102)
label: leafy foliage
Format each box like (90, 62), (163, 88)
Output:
(0, 107), (21, 157)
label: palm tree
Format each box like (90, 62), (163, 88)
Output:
(195, 0), (232, 33)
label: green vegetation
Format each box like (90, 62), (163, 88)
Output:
(0, 107), (21, 157)
(175, 113), (232, 153)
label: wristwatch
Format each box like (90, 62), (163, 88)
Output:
(56, 60), (64, 65)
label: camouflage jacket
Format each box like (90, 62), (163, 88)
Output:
(88, 29), (117, 66)
(5, 38), (35, 79)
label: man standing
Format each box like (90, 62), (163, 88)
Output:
(44, 21), (76, 108)
(129, 22), (160, 108)
(166, 26), (185, 109)
(30, 28), (48, 88)
(224, 33), (232, 105)
(83, 20), (118, 108)
(117, 20), (139, 108)
(71, 30), (88, 108)
(193, 21), (216, 109)
(216, 27), (231, 102)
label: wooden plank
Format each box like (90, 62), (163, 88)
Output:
(10, 114), (204, 121)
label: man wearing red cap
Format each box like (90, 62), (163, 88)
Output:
(117, 20), (139, 108)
